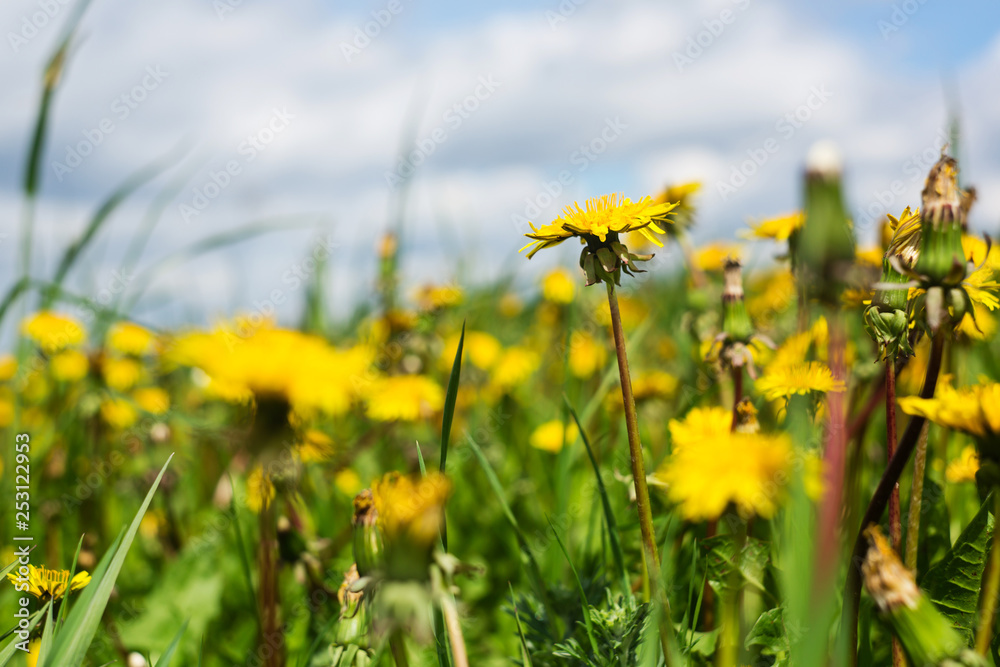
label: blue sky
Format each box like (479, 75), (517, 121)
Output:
(0, 0), (998, 331)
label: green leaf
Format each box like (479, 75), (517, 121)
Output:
(440, 321), (465, 475)
(745, 607), (790, 658)
(153, 620), (189, 667)
(546, 517), (599, 656)
(921, 490), (995, 645)
(41, 454), (173, 667)
(701, 535), (770, 596)
(917, 475), (951, 575)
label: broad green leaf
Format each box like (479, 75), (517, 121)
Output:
(701, 535), (770, 596)
(41, 454), (173, 667)
(745, 607), (789, 658)
(920, 490), (995, 645)
(917, 475), (951, 575)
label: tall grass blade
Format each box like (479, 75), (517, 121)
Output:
(153, 619), (189, 667)
(0, 601), (50, 666)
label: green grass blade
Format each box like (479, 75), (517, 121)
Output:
(440, 320), (465, 474)
(36, 602), (55, 666)
(0, 601), (50, 666)
(43, 147), (183, 307)
(565, 396), (630, 599)
(60, 536), (85, 625)
(415, 441), (427, 475)
(508, 583), (533, 667)
(546, 516), (599, 656)
(0, 549), (30, 579)
(0, 277), (31, 331)
(579, 318), (652, 427)
(41, 453), (173, 667)
(152, 619), (188, 667)
(228, 474), (261, 633)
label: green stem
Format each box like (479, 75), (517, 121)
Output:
(886, 364), (905, 667)
(389, 633), (410, 667)
(975, 490), (1000, 656)
(904, 422), (929, 572)
(605, 281), (673, 663)
(845, 332), (945, 667)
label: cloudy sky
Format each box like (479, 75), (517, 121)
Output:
(1, 0), (999, 330)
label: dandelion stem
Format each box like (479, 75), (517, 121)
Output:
(605, 280), (673, 663)
(975, 489), (1000, 655)
(903, 422), (929, 572)
(389, 633), (410, 667)
(885, 362), (906, 667)
(731, 366), (743, 432)
(440, 592), (469, 667)
(844, 331), (945, 667)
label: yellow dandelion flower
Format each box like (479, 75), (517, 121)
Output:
(568, 330), (607, 379)
(107, 321), (155, 356)
(945, 446), (979, 483)
(442, 331), (502, 371)
(0, 354), (17, 381)
(963, 266), (1000, 311)
(499, 293), (523, 317)
(541, 267), (577, 304)
(884, 207), (921, 269)
(365, 375), (445, 422)
(755, 361), (844, 401)
(372, 471), (451, 549)
(415, 284), (463, 311)
(100, 397), (138, 429)
(842, 287), (875, 309)
(746, 269), (796, 324)
(335, 469), (362, 496)
(898, 380), (1000, 440)
(520, 193), (677, 258)
(7, 564), (91, 600)
(297, 429), (335, 463)
(669, 406), (732, 451)
(50, 349), (89, 382)
(693, 243), (742, 272)
(529, 420), (579, 454)
(102, 357), (143, 392)
(246, 465), (275, 513)
(745, 212), (804, 241)
(956, 303), (997, 341)
(656, 431), (795, 521)
(21, 311), (86, 353)
(0, 390), (13, 428)
(166, 326), (371, 416)
(488, 347), (540, 393)
(855, 247), (885, 269)
(963, 234), (1000, 274)
(632, 370), (679, 401)
(132, 387), (170, 414)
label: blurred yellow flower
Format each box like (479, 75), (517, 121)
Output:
(855, 247), (885, 269)
(103, 357), (143, 391)
(568, 331), (607, 379)
(755, 361), (844, 401)
(521, 193), (676, 258)
(373, 471), (451, 548)
(956, 303), (997, 341)
(669, 406), (732, 450)
(0, 390), (13, 428)
(6, 564), (91, 600)
(541, 267), (577, 303)
(50, 349), (89, 382)
(101, 397), (138, 429)
(595, 294), (647, 331)
(963, 234), (1000, 274)
(365, 375), (444, 421)
(167, 325), (371, 415)
(747, 269), (795, 324)
(489, 347), (540, 393)
(415, 284), (463, 311)
(693, 243), (742, 272)
(499, 293), (523, 317)
(0, 354), (16, 381)
(21, 311), (86, 353)
(442, 331), (502, 371)
(899, 380), (1000, 440)
(529, 419), (579, 454)
(632, 370), (679, 401)
(133, 387), (170, 414)
(745, 212), (804, 241)
(656, 431), (796, 521)
(335, 469), (362, 496)
(297, 429), (335, 463)
(107, 321), (156, 356)
(246, 465), (275, 513)
(945, 445), (979, 484)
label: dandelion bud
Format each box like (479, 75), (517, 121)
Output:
(733, 398), (759, 434)
(722, 258), (753, 343)
(915, 156), (968, 287)
(862, 526), (982, 667)
(352, 489), (383, 577)
(797, 141), (856, 304)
